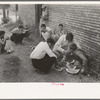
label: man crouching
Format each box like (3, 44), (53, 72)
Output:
(30, 38), (57, 74)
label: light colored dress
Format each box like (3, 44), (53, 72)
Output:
(5, 39), (14, 53)
(4, 33), (14, 53)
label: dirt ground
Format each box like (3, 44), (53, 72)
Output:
(0, 26), (100, 82)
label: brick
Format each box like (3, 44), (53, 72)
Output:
(45, 4), (100, 61)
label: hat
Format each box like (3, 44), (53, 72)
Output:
(65, 61), (80, 74)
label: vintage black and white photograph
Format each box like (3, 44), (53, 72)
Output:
(0, 3), (100, 82)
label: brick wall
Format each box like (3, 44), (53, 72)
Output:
(18, 4), (35, 26)
(46, 4), (100, 61)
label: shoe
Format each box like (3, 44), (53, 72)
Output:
(34, 69), (48, 74)
(53, 65), (63, 71)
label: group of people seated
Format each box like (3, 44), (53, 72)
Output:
(0, 25), (31, 54)
(40, 23), (65, 42)
(30, 23), (88, 75)
(0, 23), (88, 75)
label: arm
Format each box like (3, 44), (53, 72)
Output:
(61, 51), (70, 62)
(46, 27), (54, 36)
(11, 28), (17, 33)
(47, 29), (54, 39)
(45, 44), (57, 58)
(74, 39), (81, 49)
(53, 35), (65, 53)
(61, 55), (66, 62)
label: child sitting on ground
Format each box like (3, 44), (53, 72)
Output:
(61, 43), (88, 74)
(5, 36), (14, 53)
(0, 31), (7, 54)
(0, 31), (14, 54)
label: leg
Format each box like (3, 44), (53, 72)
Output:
(41, 55), (56, 73)
(1, 40), (6, 53)
(1, 44), (5, 53)
(10, 33), (17, 44)
(18, 34), (24, 44)
(31, 54), (56, 73)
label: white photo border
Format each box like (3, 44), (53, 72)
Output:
(0, 1), (100, 99)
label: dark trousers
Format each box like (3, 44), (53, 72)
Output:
(11, 33), (25, 44)
(17, 34), (25, 43)
(31, 54), (56, 73)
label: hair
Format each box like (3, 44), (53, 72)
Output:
(41, 24), (46, 28)
(66, 32), (73, 42)
(59, 24), (63, 27)
(47, 38), (55, 45)
(69, 43), (77, 51)
(18, 25), (24, 29)
(0, 31), (5, 36)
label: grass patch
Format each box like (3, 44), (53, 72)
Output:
(4, 56), (21, 67)
(3, 56), (21, 78)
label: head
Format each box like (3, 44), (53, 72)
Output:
(59, 24), (63, 30)
(69, 43), (77, 53)
(66, 32), (74, 42)
(41, 24), (46, 32)
(47, 38), (55, 49)
(0, 31), (5, 38)
(18, 25), (24, 31)
(42, 5), (47, 10)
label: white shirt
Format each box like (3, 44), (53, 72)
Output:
(55, 28), (65, 36)
(40, 27), (52, 33)
(41, 31), (51, 41)
(11, 28), (25, 34)
(41, 27), (53, 41)
(46, 27), (52, 32)
(53, 34), (81, 53)
(30, 42), (57, 59)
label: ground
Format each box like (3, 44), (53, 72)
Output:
(0, 26), (100, 82)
